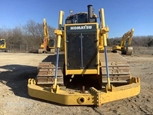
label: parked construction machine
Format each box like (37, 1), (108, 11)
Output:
(0, 38), (7, 52)
(28, 5), (140, 106)
(38, 18), (55, 53)
(112, 28), (134, 55)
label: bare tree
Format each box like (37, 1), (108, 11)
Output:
(2, 19), (152, 52)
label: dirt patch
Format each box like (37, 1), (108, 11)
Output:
(133, 46), (153, 56)
(0, 52), (153, 115)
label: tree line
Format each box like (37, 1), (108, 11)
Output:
(108, 36), (153, 47)
(0, 20), (153, 52)
(0, 20), (55, 52)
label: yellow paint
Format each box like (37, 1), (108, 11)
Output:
(28, 77), (140, 106)
(112, 28), (134, 55)
(66, 69), (99, 75)
(0, 38), (6, 49)
(39, 18), (55, 53)
(28, 6), (140, 106)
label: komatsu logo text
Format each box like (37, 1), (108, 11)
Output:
(70, 25), (92, 30)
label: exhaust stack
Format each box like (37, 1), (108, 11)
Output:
(87, 5), (93, 22)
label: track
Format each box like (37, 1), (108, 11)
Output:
(36, 52), (130, 85)
(100, 53), (130, 83)
(36, 62), (63, 85)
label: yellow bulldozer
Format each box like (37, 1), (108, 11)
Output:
(0, 38), (7, 52)
(112, 28), (134, 55)
(38, 18), (56, 53)
(28, 5), (140, 106)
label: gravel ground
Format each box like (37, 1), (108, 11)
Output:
(0, 52), (153, 115)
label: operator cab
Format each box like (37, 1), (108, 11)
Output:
(49, 39), (55, 47)
(0, 39), (4, 45)
(65, 13), (97, 24)
(65, 5), (97, 24)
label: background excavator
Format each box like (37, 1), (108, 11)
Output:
(38, 18), (55, 53)
(28, 5), (140, 106)
(112, 28), (134, 55)
(0, 38), (7, 52)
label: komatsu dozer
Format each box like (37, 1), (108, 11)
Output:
(28, 5), (140, 106)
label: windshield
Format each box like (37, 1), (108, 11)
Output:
(77, 13), (87, 23)
(49, 39), (55, 47)
(66, 13), (87, 24)
(0, 40), (4, 45)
